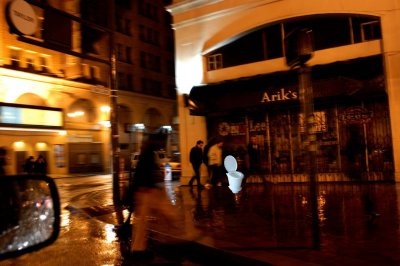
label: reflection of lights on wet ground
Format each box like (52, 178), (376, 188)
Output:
(104, 224), (116, 243)
(164, 182), (177, 205)
(60, 209), (70, 229)
(299, 191), (327, 222)
(122, 209), (130, 221)
(301, 196), (308, 205)
(318, 190), (327, 222)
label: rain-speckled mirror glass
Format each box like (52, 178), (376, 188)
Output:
(0, 178), (56, 254)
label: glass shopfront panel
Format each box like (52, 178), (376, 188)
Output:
(207, 100), (393, 181)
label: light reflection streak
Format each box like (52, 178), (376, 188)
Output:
(318, 190), (327, 223)
(60, 209), (70, 230)
(164, 182), (177, 205)
(104, 224), (116, 243)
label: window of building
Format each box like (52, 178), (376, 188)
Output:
(82, 63), (90, 78)
(116, 0), (131, 9)
(139, 25), (145, 40)
(361, 21), (381, 41)
(125, 19), (131, 36)
(127, 74), (133, 90)
(39, 55), (49, 72)
(117, 43), (123, 61)
(153, 31), (160, 46)
(218, 30), (264, 67)
(141, 78), (161, 95)
(90, 66), (99, 80)
(139, 25), (160, 46)
(26, 58), (35, 71)
(263, 24), (283, 60)
(207, 54), (223, 71)
(351, 17), (382, 43)
(167, 59), (175, 75)
(140, 51), (146, 68)
(9, 47), (21, 68)
(117, 72), (127, 90)
(138, 1), (159, 22)
(116, 17), (123, 32)
(204, 15), (381, 71)
(140, 51), (161, 71)
(284, 16), (351, 51)
(126, 46), (132, 63)
(166, 35), (174, 51)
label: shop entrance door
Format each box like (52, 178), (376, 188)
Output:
(15, 151), (27, 174)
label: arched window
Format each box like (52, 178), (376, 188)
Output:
(67, 99), (96, 123)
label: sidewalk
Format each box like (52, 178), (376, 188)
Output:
(70, 180), (400, 265)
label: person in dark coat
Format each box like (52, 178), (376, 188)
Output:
(203, 137), (218, 185)
(35, 154), (47, 175)
(189, 140), (204, 188)
(0, 147), (7, 176)
(24, 156), (35, 174)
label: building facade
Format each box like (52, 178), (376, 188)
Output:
(168, 0), (400, 183)
(0, 0), (177, 175)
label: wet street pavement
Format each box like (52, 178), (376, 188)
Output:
(1, 174), (400, 265)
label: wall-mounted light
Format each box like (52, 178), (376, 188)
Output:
(67, 111), (84, 117)
(13, 141), (25, 150)
(183, 93), (198, 110)
(101, 105), (111, 112)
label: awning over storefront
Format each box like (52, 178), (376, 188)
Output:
(189, 55), (385, 116)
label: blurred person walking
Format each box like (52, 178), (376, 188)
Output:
(0, 147), (7, 176)
(189, 140), (204, 189)
(129, 134), (179, 256)
(208, 139), (224, 186)
(23, 156), (35, 174)
(203, 137), (217, 187)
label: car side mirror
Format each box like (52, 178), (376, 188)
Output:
(0, 175), (60, 260)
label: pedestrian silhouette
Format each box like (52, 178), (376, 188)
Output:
(208, 139), (224, 186)
(189, 140), (204, 189)
(129, 134), (179, 257)
(35, 154), (47, 175)
(0, 147), (7, 176)
(24, 156), (35, 174)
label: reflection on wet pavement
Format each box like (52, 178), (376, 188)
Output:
(2, 175), (399, 265)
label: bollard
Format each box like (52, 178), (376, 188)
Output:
(164, 162), (172, 181)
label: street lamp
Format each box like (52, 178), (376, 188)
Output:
(107, 0), (121, 206)
(284, 28), (320, 249)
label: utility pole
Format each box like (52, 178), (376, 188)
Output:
(285, 28), (320, 249)
(298, 64), (320, 249)
(108, 0), (121, 205)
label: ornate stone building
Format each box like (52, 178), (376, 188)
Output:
(0, 0), (176, 175)
(168, 0), (400, 183)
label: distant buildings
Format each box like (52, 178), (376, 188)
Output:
(169, 0), (400, 183)
(0, 0), (177, 175)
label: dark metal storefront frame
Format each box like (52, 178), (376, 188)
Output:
(190, 55), (394, 182)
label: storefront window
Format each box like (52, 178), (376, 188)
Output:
(207, 100), (393, 180)
(269, 112), (291, 174)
